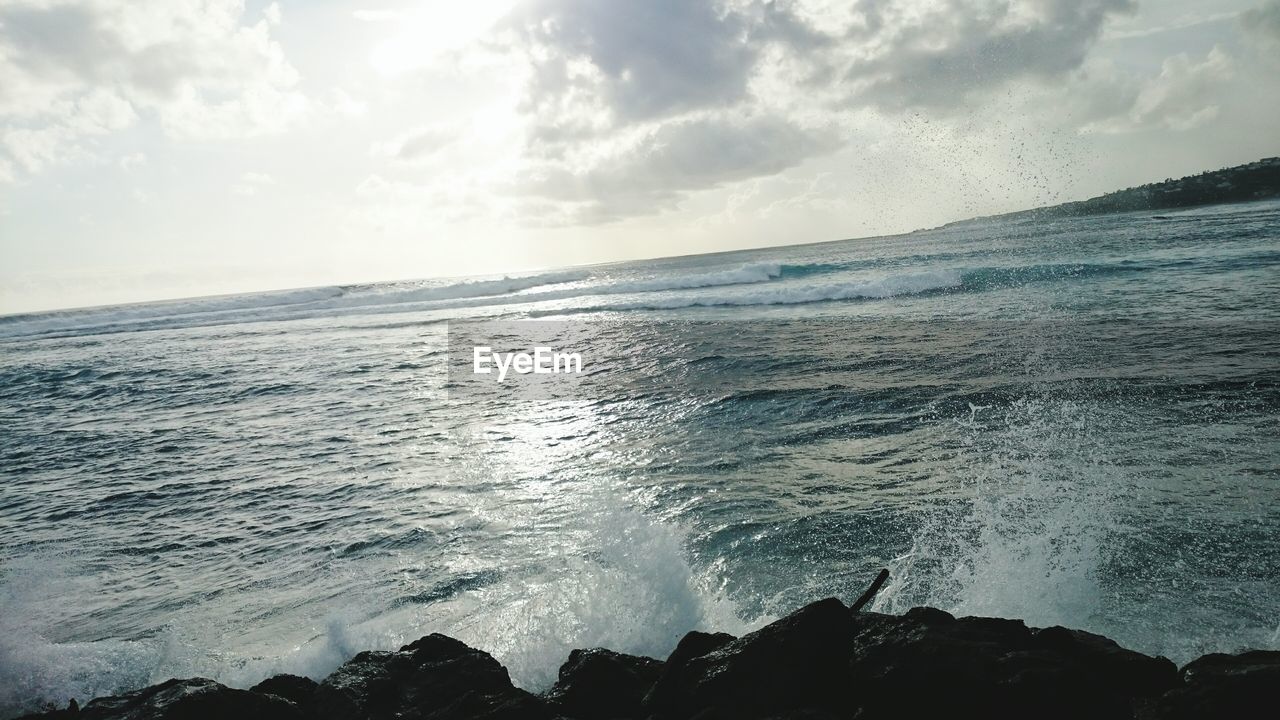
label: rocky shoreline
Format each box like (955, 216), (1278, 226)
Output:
(20, 585), (1278, 720)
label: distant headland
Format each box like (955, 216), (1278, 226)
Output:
(949, 156), (1280, 228)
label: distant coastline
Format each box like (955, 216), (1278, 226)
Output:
(944, 156), (1280, 229)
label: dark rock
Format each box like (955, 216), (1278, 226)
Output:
(15, 699), (80, 720)
(16, 678), (305, 720)
(1139, 650), (1280, 719)
(1031, 626), (1178, 699)
(249, 674), (317, 710)
(547, 648), (663, 719)
(643, 598), (856, 719)
(847, 608), (1178, 720)
(314, 633), (555, 720)
(662, 632), (735, 671)
(640, 632), (734, 719)
(17, 600), (1272, 720)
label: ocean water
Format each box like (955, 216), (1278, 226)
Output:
(2, 202), (1279, 716)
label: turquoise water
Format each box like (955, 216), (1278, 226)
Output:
(1, 202), (1278, 717)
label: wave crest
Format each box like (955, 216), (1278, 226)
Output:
(552, 270), (962, 313)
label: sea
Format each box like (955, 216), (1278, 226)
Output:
(1, 201), (1278, 717)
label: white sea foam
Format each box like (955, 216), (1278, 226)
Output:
(0, 270), (585, 339)
(335, 270), (592, 307)
(391, 261), (784, 312)
(558, 269), (962, 312)
(0, 285), (346, 337)
(0, 263), (794, 339)
(417, 262), (789, 317)
(0, 558), (156, 717)
(604, 262), (783, 294)
(433, 502), (760, 690)
(0, 627), (156, 718)
(0, 504), (758, 715)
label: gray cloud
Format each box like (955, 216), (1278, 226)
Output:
(506, 1), (1135, 127)
(1241, 0), (1280, 48)
(495, 0), (1139, 221)
(840, 0), (1135, 110)
(493, 0), (843, 221)
(515, 113), (837, 223)
(0, 3), (198, 100)
(508, 0), (758, 127)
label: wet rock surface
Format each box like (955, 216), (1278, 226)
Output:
(548, 648), (663, 719)
(248, 674), (317, 712)
(1137, 650), (1280, 720)
(311, 633), (553, 720)
(19, 600), (1279, 720)
(24, 677), (304, 720)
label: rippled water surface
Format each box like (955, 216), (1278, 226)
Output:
(2, 203), (1279, 717)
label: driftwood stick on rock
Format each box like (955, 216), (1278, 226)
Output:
(851, 568), (890, 613)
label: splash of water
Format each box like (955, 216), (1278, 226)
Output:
(874, 395), (1118, 632)
(0, 500), (752, 714)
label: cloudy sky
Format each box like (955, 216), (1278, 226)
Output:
(2, 0), (1278, 312)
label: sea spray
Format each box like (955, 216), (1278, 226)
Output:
(873, 394), (1120, 632)
(0, 557), (158, 717)
(429, 495), (759, 690)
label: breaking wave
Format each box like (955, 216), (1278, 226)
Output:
(0, 270), (589, 339)
(0, 263), (801, 340)
(0, 285), (347, 337)
(0, 502), (756, 716)
(548, 270), (963, 313)
(9, 252), (1244, 339)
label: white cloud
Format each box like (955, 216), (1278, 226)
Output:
(327, 88), (368, 118)
(371, 125), (457, 162)
(1129, 47), (1234, 131)
(231, 171), (275, 197)
(119, 151), (146, 170)
(352, 9), (406, 23)
(0, 0), (306, 179)
(369, 1), (517, 75)
(0, 87), (136, 172)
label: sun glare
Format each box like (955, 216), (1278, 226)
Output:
(369, 0), (520, 76)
